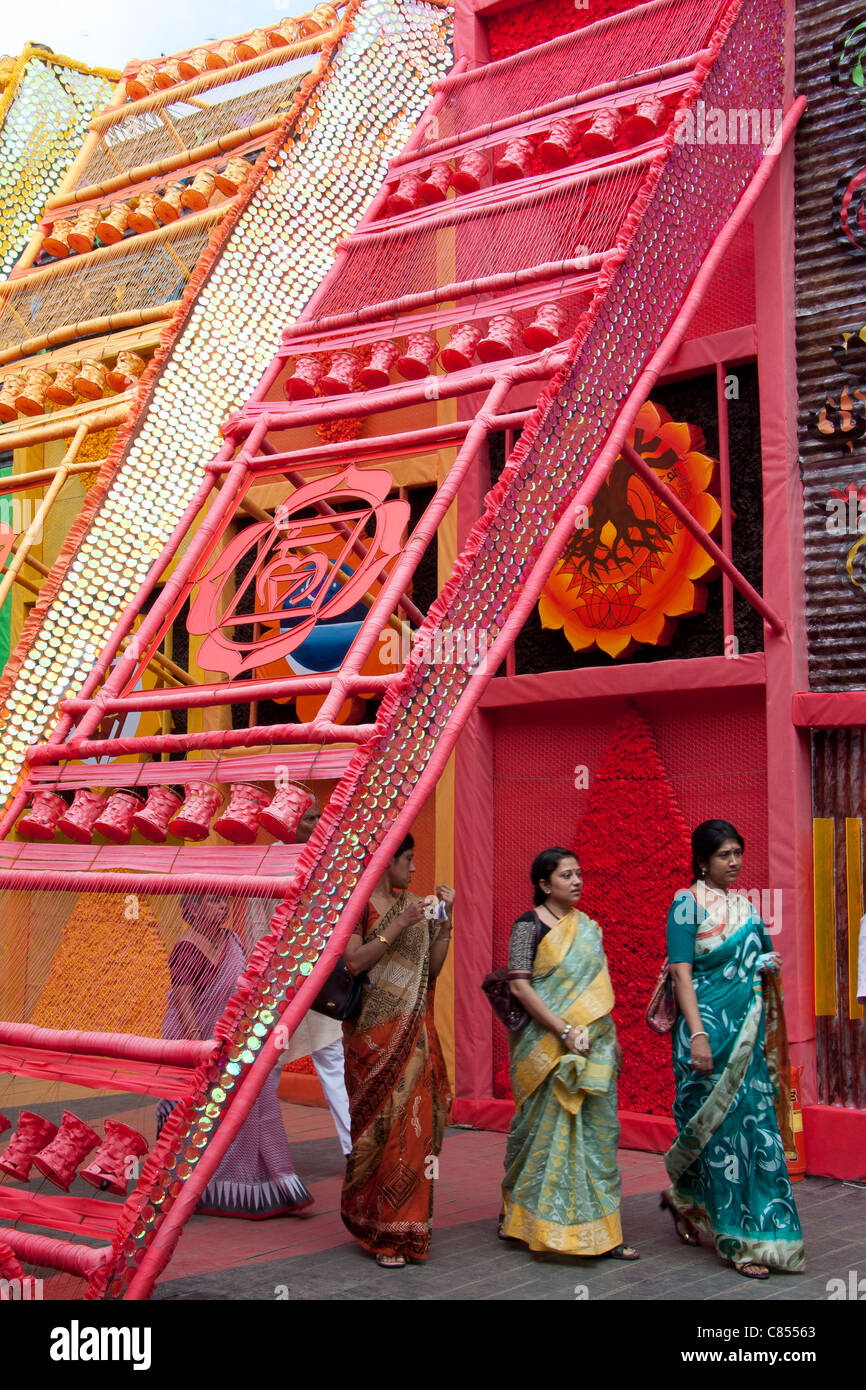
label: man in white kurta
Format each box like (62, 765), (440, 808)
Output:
(248, 798), (352, 1157)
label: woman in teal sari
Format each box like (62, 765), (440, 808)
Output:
(500, 848), (638, 1258)
(663, 820), (805, 1278)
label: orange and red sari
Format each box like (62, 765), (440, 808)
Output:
(340, 892), (451, 1260)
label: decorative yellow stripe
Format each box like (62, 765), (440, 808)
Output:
(500, 1200), (622, 1255)
(847, 818), (864, 1022)
(812, 818), (837, 1016)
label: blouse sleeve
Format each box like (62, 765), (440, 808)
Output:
(666, 891), (699, 964)
(508, 913), (540, 977)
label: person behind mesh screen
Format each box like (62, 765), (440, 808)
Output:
(246, 797), (353, 1158)
(157, 892), (313, 1218)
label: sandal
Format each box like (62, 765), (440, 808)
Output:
(601, 1244), (640, 1260)
(729, 1260), (770, 1280)
(660, 1192), (700, 1247)
(376, 1253), (406, 1268)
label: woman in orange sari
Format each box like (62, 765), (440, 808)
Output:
(341, 834), (453, 1267)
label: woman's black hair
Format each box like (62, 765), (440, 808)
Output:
(393, 833), (415, 859)
(530, 847), (578, 906)
(691, 820), (744, 879)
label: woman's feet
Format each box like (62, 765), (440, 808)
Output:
(376, 1253), (406, 1268)
(601, 1243), (640, 1260)
(729, 1260), (770, 1279)
(660, 1192), (700, 1246)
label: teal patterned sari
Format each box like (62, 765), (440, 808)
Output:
(665, 888), (805, 1272)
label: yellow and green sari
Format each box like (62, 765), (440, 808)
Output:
(500, 909), (623, 1254)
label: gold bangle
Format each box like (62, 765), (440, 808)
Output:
(374, 932), (389, 948)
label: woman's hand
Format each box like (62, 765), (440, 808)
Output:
(395, 900), (425, 933)
(436, 884), (455, 909)
(690, 1035), (713, 1075)
(563, 1024), (590, 1056)
(760, 951), (782, 974)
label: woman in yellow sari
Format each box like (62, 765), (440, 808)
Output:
(501, 847), (638, 1258)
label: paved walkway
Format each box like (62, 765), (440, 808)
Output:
(153, 1103), (866, 1301)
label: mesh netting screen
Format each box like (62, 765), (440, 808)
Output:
(440, 0), (725, 136)
(317, 164), (648, 314)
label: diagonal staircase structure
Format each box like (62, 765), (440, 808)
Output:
(0, 0), (799, 1298)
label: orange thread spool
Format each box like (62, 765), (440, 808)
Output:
(96, 203), (129, 245)
(0, 374), (23, 422)
(73, 361), (107, 400)
(214, 157), (251, 195)
(269, 18), (301, 47)
(206, 41), (239, 69)
(235, 29), (268, 60)
(181, 169), (215, 211)
(67, 208), (100, 254)
(15, 368), (53, 417)
(125, 63), (158, 100)
(127, 194), (160, 234)
(177, 48), (210, 80)
(45, 361), (80, 406)
(106, 351), (146, 392)
(154, 60), (183, 89)
(154, 183), (185, 224)
(309, 4), (338, 33)
(42, 219), (73, 259)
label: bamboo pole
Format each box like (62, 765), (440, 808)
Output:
(90, 30), (334, 131)
(46, 115), (283, 210)
(0, 399), (131, 450)
(5, 200), (232, 294)
(0, 424), (87, 612)
(0, 305), (175, 366)
(0, 461), (104, 497)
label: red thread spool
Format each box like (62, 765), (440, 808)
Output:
(93, 790), (144, 844)
(320, 350), (360, 395)
(523, 302), (568, 352)
(31, 1111), (100, 1192)
(539, 118), (580, 169)
(0, 1113), (9, 1137)
(80, 1120), (149, 1196)
(419, 163), (452, 204)
(0, 1240), (24, 1283)
(17, 790), (68, 841)
(582, 107), (622, 158)
(441, 322), (481, 373)
(494, 137), (534, 182)
(396, 331), (439, 380)
(213, 783), (271, 844)
(386, 173), (425, 217)
(56, 789), (107, 843)
(451, 150), (489, 193)
(0, 1112), (59, 1182)
(478, 312), (522, 362)
(259, 785), (313, 843)
(622, 94), (667, 145)
(170, 783), (222, 841)
(284, 355), (325, 400)
(358, 341), (399, 389)
(132, 786), (183, 843)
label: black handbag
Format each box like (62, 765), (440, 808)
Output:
(310, 907), (369, 1022)
(481, 912), (546, 1032)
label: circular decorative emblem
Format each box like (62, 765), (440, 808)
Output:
(538, 400), (721, 659)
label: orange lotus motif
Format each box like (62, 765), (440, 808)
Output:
(539, 400), (721, 658)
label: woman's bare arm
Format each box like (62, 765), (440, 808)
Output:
(509, 978), (585, 1054)
(343, 901), (425, 976)
(669, 961), (712, 1074)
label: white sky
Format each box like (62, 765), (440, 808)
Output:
(3, 2), (314, 71)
